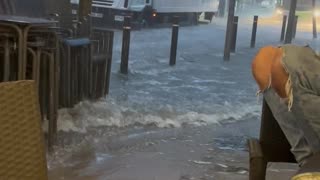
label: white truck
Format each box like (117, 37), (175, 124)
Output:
(71, 0), (219, 27)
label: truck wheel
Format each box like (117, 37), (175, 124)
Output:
(205, 12), (215, 22)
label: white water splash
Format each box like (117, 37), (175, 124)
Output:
(56, 98), (260, 133)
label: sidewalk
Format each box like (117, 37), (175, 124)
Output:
(266, 163), (299, 180)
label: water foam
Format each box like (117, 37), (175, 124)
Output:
(192, 79), (236, 85)
(56, 99), (261, 133)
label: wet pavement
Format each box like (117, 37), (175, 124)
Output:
(49, 119), (258, 180)
(48, 13), (319, 179)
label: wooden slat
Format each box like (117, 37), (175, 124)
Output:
(248, 138), (267, 180)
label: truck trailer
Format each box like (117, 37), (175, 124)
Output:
(71, 0), (219, 27)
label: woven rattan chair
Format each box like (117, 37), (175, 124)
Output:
(0, 81), (48, 180)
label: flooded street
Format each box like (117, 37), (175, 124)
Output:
(48, 16), (319, 179)
(49, 120), (258, 180)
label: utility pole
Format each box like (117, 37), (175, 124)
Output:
(284, 0), (297, 44)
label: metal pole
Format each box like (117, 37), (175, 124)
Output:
(280, 15), (287, 42)
(231, 16), (239, 52)
(292, 16), (298, 39)
(223, 0), (236, 61)
(313, 0), (317, 38)
(170, 16), (179, 66)
(251, 15), (258, 48)
(120, 16), (131, 74)
(284, 0), (297, 44)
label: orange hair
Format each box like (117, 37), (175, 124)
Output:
(252, 46), (289, 98)
(271, 48), (289, 98)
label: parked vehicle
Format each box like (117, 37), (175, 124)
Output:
(71, 0), (219, 27)
(260, 0), (276, 8)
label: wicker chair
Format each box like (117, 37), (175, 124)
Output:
(0, 81), (48, 180)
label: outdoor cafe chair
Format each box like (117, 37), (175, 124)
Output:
(0, 80), (48, 180)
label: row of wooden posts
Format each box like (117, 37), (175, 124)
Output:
(119, 16), (180, 74)
(224, 14), (316, 61)
(225, 14), (300, 61)
(119, 5), (317, 72)
(119, 13), (259, 69)
(225, 14), (259, 60)
(223, 0), (318, 61)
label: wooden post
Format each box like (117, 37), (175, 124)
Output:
(218, 0), (226, 17)
(292, 16), (298, 39)
(248, 139), (268, 180)
(53, 37), (60, 134)
(3, 38), (10, 81)
(66, 46), (71, 107)
(120, 16), (131, 74)
(105, 32), (114, 95)
(124, 0), (129, 8)
(251, 15), (258, 48)
(223, 0), (236, 61)
(280, 15), (287, 42)
(231, 16), (239, 52)
(170, 16), (179, 66)
(284, 0), (297, 44)
(313, 0), (317, 38)
(44, 52), (56, 150)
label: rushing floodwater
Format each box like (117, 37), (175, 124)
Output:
(56, 23), (262, 133)
(48, 16), (320, 179)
